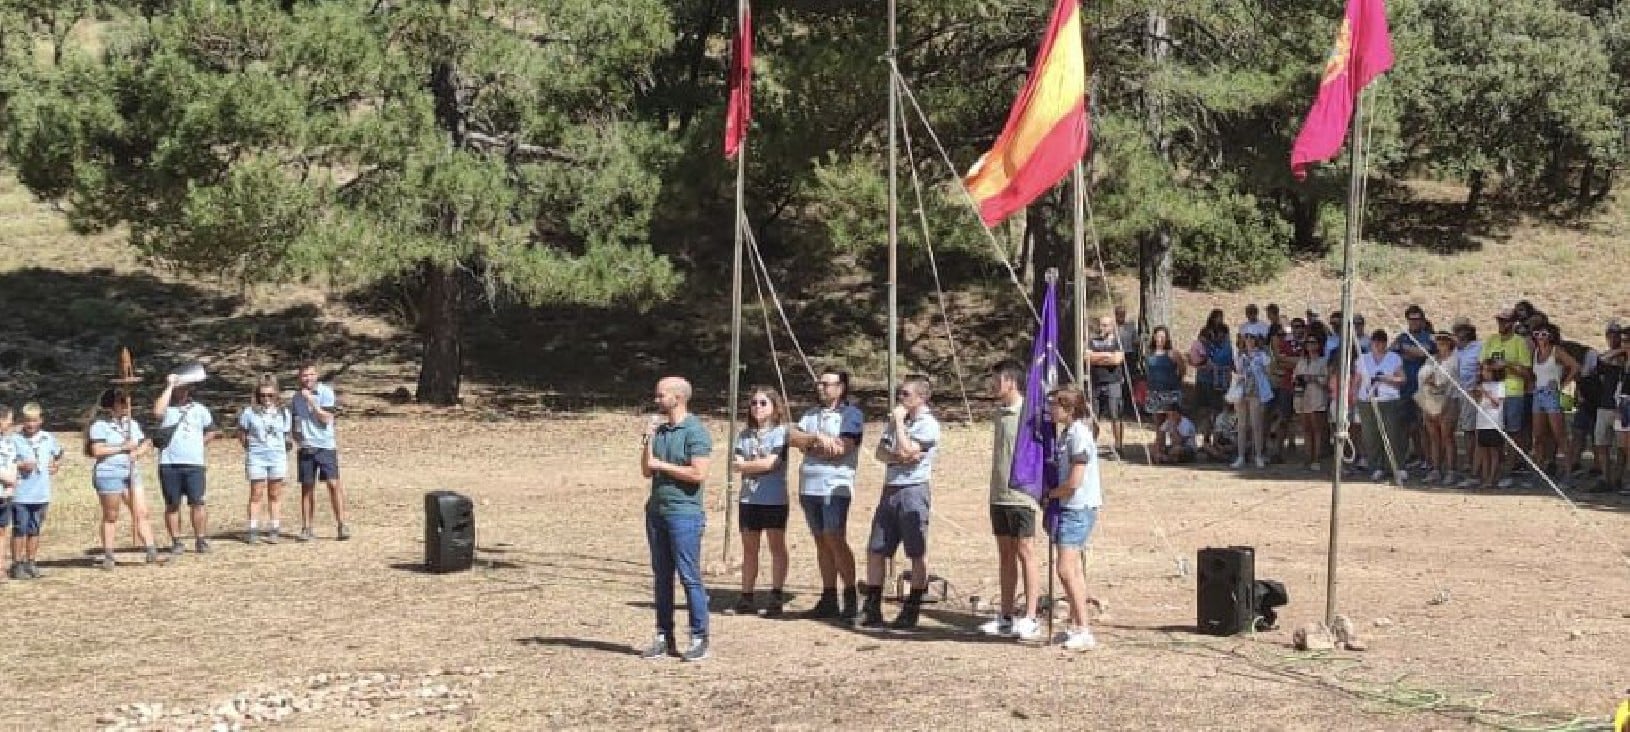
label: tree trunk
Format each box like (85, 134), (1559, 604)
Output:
(1139, 8), (1175, 336)
(1027, 194), (1076, 371)
(417, 58), (470, 405)
(1578, 158), (1596, 207)
(1139, 231), (1175, 333)
(416, 261), (464, 405)
(1289, 191), (1319, 254)
(1465, 169), (1485, 214)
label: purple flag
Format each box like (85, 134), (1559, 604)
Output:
(1010, 280), (1061, 518)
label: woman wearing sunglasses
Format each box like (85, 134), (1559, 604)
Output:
(730, 386), (791, 617)
(86, 389), (159, 568)
(239, 375), (293, 544)
(1528, 325), (1580, 481)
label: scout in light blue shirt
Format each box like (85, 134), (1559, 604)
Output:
(11, 405), (62, 578)
(860, 376), (941, 631)
(153, 376), (219, 554)
(239, 404), (292, 471)
(736, 425), (789, 506)
(14, 429), (61, 505)
(158, 402), (216, 467)
(292, 382), (338, 451)
(89, 417), (145, 483)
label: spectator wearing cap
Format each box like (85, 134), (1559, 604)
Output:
(1393, 305), (1435, 472)
(1480, 309), (1533, 488)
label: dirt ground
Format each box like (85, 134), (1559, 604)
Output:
(5, 408), (1627, 732)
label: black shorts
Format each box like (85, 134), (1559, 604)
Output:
(159, 465), (207, 507)
(739, 503), (789, 532)
(1095, 384), (1124, 420)
(1477, 429), (1503, 448)
(989, 504), (1036, 539)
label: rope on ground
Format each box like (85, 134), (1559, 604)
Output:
(898, 110), (977, 425)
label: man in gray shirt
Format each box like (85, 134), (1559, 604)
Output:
(859, 375), (941, 630)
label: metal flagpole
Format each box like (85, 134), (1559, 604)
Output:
(886, 0), (900, 402)
(1325, 87), (1368, 627)
(722, 0), (749, 570)
(1073, 163), (1088, 396)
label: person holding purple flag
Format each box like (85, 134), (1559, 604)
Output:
(978, 360), (1042, 641)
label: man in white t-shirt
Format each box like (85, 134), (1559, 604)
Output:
(153, 375), (219, 555)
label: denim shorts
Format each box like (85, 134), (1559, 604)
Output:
(1532, 388), (1562, 415)
(10, 502), (47, 537)
(866, 484), (930, 559)
(93, 475), (130, 495)
(799, 494), (851, 536)
(159, 464), (207, 508)
(246, 460), (288, 482)
(1054, 506), (1099, 549)
(1502, 394), (1531, 433)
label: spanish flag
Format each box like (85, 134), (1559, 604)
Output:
(965, 0), (1087, 227)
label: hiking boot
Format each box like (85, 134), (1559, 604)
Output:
(858, 586), (886, 628)
(725, 595), (754, 616)
(195, 538), (211, 554)
(640, 633), (678, 660)
(297, 527), (315, 542)
(759, 590), (785, 619)
(24, 561), (41, 579)
(144, 546), (159, 564)
(681, 637), (710, 662)
(840, 586), (859, 622)
(7, 563), (24, 580)
(263, 528), (280, 544)
(170, 539), (186, 556)
(891, 589), (925, 630)
(245, 528), (260, 545)
(100, 554), (116, 571)
(337, 524), (352, 541)
(803, 589), (839, 620)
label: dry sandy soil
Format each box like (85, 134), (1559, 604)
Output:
(6, 410), (1627, 731)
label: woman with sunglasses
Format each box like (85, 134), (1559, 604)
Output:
(239, 375), (293, 544)
(1528, 325), (1580, 481)
(86, 389), (159, 568)
(1293, 336), (1330, 471)
(729, 386), (791, 617)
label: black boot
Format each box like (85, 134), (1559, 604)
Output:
(803, 588), (839, 619)
(761, 589), (785, 618)
(858, 585), (886, 628)
(892, 588), (925, 630)
(839, 585), (860, 621)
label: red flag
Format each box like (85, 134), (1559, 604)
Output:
(1290, 0), (1394, 179)
(964, 0), (1087, 226)
(723, 3), (752, 160)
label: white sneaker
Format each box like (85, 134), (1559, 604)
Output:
(1370, 469), (1386, 482)
(1254, 456), (1267, 469)
(978, 616), (1013, 636)
(1230, 457), (1246, 469)
(1012, 616), (1043, 641)
(1062, 627), (1098, 651)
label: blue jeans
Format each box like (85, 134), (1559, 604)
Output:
(645, 511), (709, 639)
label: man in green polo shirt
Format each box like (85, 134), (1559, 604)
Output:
(979, 360), (1043, 641)
(1481, 308), (1533, 487)
(640, 376), (713, 662)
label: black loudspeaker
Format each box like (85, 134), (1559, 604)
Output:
(425, 491), (475, 573)
(1197, 546), (1255, 636)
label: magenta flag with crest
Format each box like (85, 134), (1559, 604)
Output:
(1290, 0), (1394, 179)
